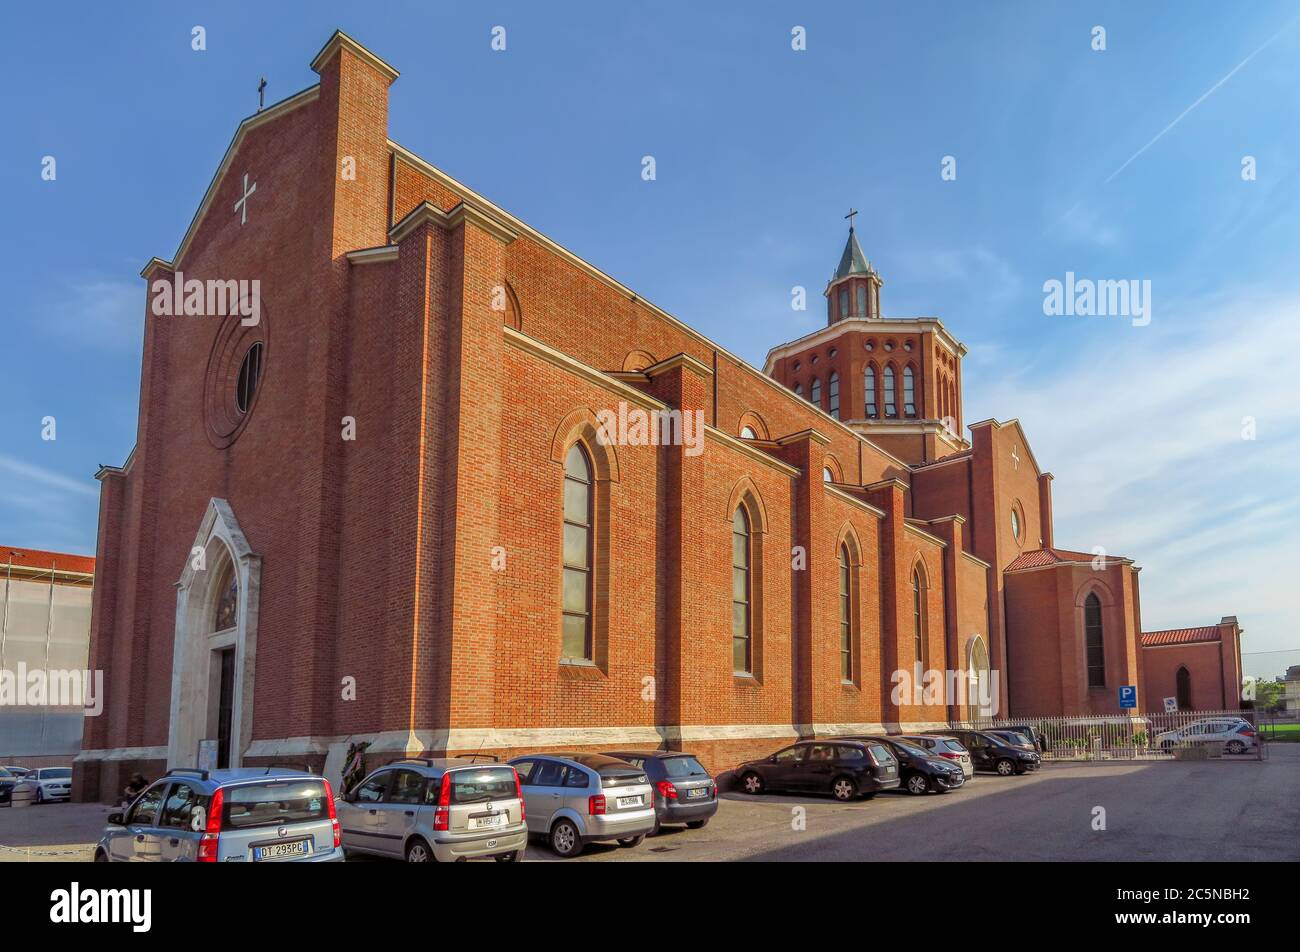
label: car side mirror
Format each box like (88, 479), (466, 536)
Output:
(107, 812), (125, 826)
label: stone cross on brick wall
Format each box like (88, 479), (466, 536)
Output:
(1011, 445), (1020, 470)
(234, 172), (257, 226)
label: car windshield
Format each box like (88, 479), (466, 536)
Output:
(600, 768), (645, 788)
(448, 767), (517, 804)
(661, 756), (708, 779)
(41, 768), (72, 779)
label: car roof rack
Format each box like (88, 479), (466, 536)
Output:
(165, 768), (209, 781)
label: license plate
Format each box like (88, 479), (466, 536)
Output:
(254, 839), (309, 861)
(471, 813), (506, 830)
(686, 788), (708, 799)
(616, 795), (642, 808)
(885, 766), (896, 774)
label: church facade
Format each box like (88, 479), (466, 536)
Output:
(74, 32), (1243, 801)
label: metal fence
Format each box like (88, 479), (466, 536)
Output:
(951, 709), (1269, 762)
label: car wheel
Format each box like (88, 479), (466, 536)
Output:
(831, 776), (857, 801)
(995, 759), (1015, 776)
(405, 837), (433, 863)
(36, 788), (44, 804)
(494, 849), (525, 862)
(549, 819), (583, 858)
(740, 771), (765, 795)
(617, 834), (645, 848)
(686, 818), (709, 829)
(1225, 740), (1245, 755)
(906, 774), (930, 795)
(1160, 739), (1173, 751)
(93, 849), (108, 863)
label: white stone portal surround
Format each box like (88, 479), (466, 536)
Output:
(165, 498), (261, 770)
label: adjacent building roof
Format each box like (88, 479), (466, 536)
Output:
(1004, 546), (1132, 572)
(1141, 626), (1222, 648)
(0, 546), (95, 579)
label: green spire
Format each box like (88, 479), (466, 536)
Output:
(834, 227), (873, 281)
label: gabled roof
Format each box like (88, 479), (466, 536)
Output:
(1004, 546), (1132, 572)
(832, 228), (874, 282)
(1141, 627), (1221, 648)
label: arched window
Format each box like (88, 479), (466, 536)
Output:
(839, 288), (849, 319)
(810, 377), (821, 407)
(883, 366), (897, 418)
(839, 544), (854, 681)
(903, 366), (917, 418)
(1176, 665), (1192, 710)
(856, 284), (866, 317)
(912, 567), (927, 665)
(214, 563), (238, 633)
(828, 372), (840, 419)
(967, 636), (992, 718)
(793, 382), (802, 397)
(731, 506), (752, 675)
(865, 365), (877, 418)
(1085, 593), (1105, 688)
(740, 425), (756, 439)
(562, 444), (594, 661)
(823, 466), (834, 483)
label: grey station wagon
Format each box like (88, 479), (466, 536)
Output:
(337, 758), (527, 862)
(95, 767), (342, 862)
(509, 753), (655, 858)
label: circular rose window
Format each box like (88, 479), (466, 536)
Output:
(203, 306), (269, 449)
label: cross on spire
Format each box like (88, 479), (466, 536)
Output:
(844, 207), (859, 232)
(257, 76), (267, 112)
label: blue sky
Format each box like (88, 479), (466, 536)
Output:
(2, 2), (1298, 658)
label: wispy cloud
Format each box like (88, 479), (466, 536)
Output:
(966, 291), (1300, 652)
(0, 455), (99, 498)
(40, 279), (143, 349)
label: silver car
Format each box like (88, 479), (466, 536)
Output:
(509, 753), (656, 858)
(900, 734), (974, 779)
(94, 767), (342, 862)
(337, 758), (527, 863)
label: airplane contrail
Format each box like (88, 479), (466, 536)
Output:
(1104, 17), (1299, 184)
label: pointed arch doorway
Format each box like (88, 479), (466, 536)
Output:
(166, 499), (262, 770)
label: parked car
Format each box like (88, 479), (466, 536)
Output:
(29, 766), (73, 802)
(94, 766), (342, 862)
(734, 739), (901, 801)
(851, 736), (965, 795)
(0, 766), (25, 806)
(3, 765), (32, 778)
(337, 757), (527, 862)
(1155, 717), (1257, 754)
(898, 734), (973, 779)
(923, 729), (1040, 775)
(988, 729), (1040, 756)
(994, 725), (1044, 751)
(509, 753), (655, 858)
(601, 750), (718, 832)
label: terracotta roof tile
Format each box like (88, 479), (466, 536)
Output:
(1004, 546), (1131, 572)
(1141, 627), (1221, 647)
(1, 546), (96, 576)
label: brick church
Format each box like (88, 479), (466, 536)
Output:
(74, 32), (1243, 800)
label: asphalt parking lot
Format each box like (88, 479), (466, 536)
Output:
(4, 746), (1297, 862)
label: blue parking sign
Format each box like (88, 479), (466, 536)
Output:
(1119, 685), (1137, 709)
